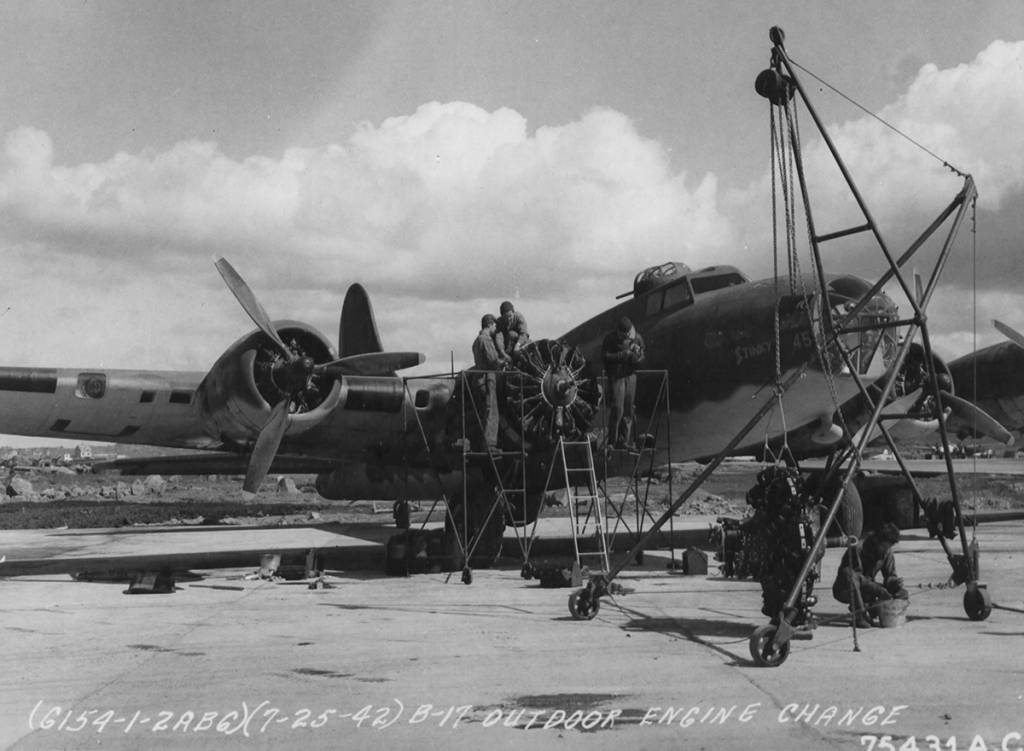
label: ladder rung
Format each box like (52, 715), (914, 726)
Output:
(556, 438), (608, 572)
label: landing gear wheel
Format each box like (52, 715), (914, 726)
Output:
(568, 588), (600, 620)
(749, 624), (790, 667)
(818, 477), (863, 540)
(461, 567), (473, 585)
(963, 583), (991, 621)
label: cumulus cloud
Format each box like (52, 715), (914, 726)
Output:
(1, 40), (1021, 374)
(0, 102), (737, 369)
(727, 39), (1024, 287)
(0, 103), (734, 303)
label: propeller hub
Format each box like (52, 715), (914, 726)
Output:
(273, 355), (316, 394)
(542, 369), (578, 407)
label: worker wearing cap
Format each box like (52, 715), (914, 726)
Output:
(832, 522), (908, 627)
(602, 316), (645, 450)
(472, 314), (503, 451)
(495, 301), (529, 363)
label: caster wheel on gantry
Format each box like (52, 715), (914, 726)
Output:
(749, 624), (790, 667)
(963, 583), (991, 621)
(568, 588), (600, 620)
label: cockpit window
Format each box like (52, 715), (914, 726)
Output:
(645, 291), (664, 316)
(690, 272), (746, 294)
(662, 281), (694, 311)
(643, 281), (694, 316)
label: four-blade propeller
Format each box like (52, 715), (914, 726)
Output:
(214, 257), (423, 499)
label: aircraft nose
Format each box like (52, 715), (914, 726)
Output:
(838, 288), (899, 378)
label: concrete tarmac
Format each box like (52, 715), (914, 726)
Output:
(3, 519), (1024, 750)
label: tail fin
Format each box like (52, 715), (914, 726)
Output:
(339, 283), (384, 356)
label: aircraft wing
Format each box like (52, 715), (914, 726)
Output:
(945, 341), (1024, 444)
(802, 456), (1024, 476)
(0, 261), (437, 503)
(0, 367), (214, 448)
(93, 453), (341, 476)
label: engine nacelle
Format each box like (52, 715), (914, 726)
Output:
(196, 321), (342, 446)
(895, 341), (953, 399)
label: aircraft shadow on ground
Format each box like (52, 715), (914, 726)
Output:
(319, 601), (537, 618)
(814, 611), (985, 628)
(606, 603), (754, 666)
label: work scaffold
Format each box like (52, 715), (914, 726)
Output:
(385, 366), (675, 585)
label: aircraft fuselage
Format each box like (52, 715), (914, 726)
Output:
(560, 263), (897, 462)
(0, 261), (900, 503)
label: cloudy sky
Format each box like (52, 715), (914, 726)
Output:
(2, 1), (1023, 445)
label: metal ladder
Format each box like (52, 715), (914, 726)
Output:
(559, 439), (610, 574)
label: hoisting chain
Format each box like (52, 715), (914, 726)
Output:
(769, 89), (852, 455)
(784, 95), (853, 441)
(766, 93), (791, 463)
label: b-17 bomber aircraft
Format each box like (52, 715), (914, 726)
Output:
(1, 27), (1014, 671)
(0, 254), (1013, 552)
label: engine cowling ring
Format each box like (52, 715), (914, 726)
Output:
(197, 321), (342, 446)
(894, 342), (953, 414)
(503, 339), (602, 450)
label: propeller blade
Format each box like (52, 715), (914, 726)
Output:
(215, 257), (293, 359)
(941, 392), (1014, 446)
(994, 319), (1024, 351)
(315, 351), (425, 377)
(242, 399), (291, 498)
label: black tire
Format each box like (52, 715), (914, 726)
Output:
(749, 624), (790, 667)
(838, 480), (863, 539)
(818, 477), (863, 539)
(964, 584), (992, 621)
(568, 588), (600, 620)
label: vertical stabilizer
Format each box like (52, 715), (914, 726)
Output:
(339, 283), (384, 356)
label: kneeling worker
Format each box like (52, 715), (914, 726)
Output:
(832, 522), (908, 627)
(495, 301), (529, 362)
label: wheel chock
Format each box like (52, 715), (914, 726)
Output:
(124, 571), (176, 595)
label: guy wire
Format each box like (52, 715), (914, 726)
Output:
(787, 57), (967, 178)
